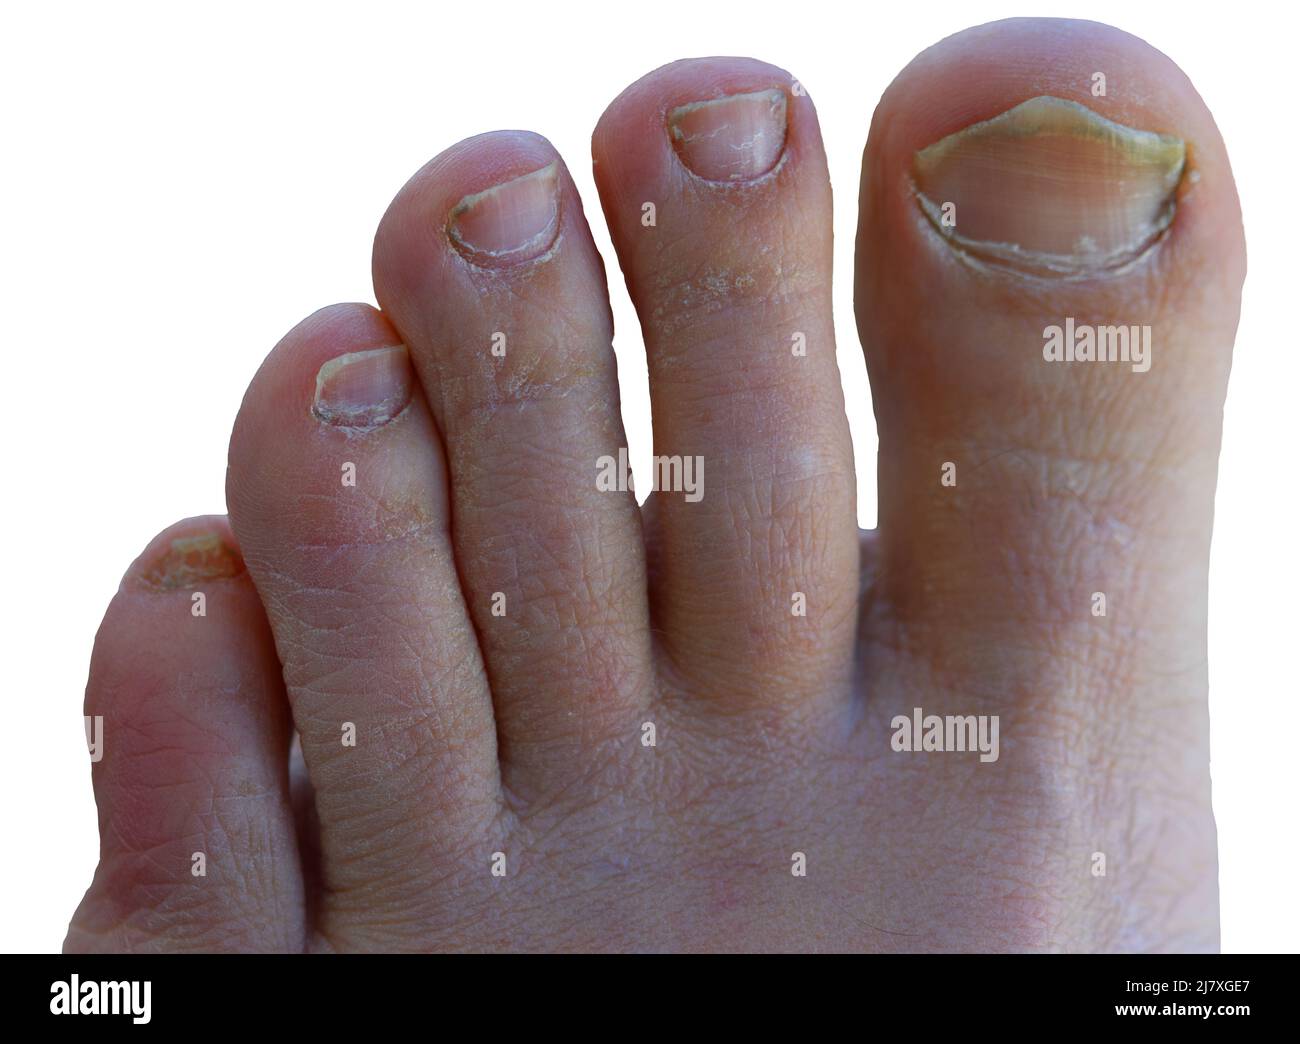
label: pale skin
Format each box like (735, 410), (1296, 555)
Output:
(66, 18), (1244, 952)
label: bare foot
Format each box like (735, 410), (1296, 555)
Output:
(67, 18), (1243, 952)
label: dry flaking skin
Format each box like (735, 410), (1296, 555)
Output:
(912, 95), (1186, 277)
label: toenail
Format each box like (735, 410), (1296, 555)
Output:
(312, 345), (415, 430)
(668, 88), (788, 182)
(447, 163), (560, 266)
(912, 96), (1186, 276)
(141, 533), (243, 590)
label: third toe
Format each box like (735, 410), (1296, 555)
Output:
(372, 132), (654, 794)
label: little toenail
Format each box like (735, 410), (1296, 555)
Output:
(448, 163), (560, 265)
(912, 96), (1186, 276)
(141, 533), (243, 590)
(668, 88), (788, 182)
(312, 345), (414, 430)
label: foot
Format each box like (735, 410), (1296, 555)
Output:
(66, 18), (1244, 952)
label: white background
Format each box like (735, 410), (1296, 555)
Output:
(1, 0), (1294, 953)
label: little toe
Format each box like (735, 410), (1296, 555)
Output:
(65, 517), (304, 953)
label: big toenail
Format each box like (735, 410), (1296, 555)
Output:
(141, 533), (243, 590)
(312, 345), (414, 430)
(448, 163), (560, 265)
(668, 88), (788, 182)
(912, 96), (1186, 276)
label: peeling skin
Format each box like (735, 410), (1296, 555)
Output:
(912, 96), (1186, 276)
(141, 533), (243, 590)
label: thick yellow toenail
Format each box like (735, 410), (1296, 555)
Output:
(912, 96), (1186, 276)
(141, 533), (243, 590)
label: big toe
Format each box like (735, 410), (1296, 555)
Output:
(856, 17), (1244, 950)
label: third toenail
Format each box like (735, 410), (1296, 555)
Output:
(912, 96), (1186, 276)
(312, 345), (414, 430)
(448, 163), (561, 265)
(668, 88), (788, 182)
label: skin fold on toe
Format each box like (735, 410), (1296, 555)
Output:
(71, 17), (1243, 952)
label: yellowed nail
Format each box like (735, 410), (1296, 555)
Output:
(141, 533), (243, 590)
(913, 96), (1186, 276)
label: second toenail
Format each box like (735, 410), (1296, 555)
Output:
(912, 96), (1186, 276)
(448, 163), (561, 266)
(312, 345), (415, 430)
(668, 88), (788, 182)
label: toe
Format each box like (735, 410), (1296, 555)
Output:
(593, 58), (859, 715)
(372, 132), (653, 792)
(66, 517), (304, 953)
(226, 303), (503, 947)
(858, 17), (1243, 678)
(856, 18), (1243, 949)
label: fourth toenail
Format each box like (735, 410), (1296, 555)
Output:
(912, 96), (1186, 276)
(312, 345), (414, 430)
(448, 163), (560, 265)
(668, 88), (789, 182)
